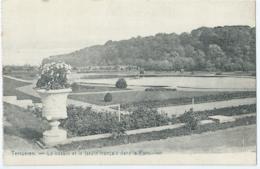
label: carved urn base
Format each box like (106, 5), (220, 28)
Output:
(42, 121), (67, 146)
(36, 88), (71, 146)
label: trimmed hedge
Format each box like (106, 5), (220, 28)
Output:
(121, 91), (256, 110)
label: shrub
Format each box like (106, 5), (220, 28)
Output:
(121, 106), (171, 130)
(104, 93), (112, 102)
(115, 78), (127, 89)
(179, 108), (200, 130)
(111, 122), (127, 139)
(60, 105), (171, 137)
(60, 105), (121, 136)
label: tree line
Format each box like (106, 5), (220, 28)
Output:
(45, 25), (256, 72)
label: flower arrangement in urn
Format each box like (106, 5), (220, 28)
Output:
(35, 62), (72, 146)
(36, 62), (72, 90)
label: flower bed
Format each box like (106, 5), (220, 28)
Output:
(59, 105), (171, 137)
(120, 91), (256, 110)
(57, 104), (256, 138)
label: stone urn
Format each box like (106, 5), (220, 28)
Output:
(36, 88), (72, 146)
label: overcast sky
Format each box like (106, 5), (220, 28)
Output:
(2, 0), (255, 65)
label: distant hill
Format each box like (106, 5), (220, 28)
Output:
(43, 25), (256, 71)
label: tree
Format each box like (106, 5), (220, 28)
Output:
(193, 49), (206, 70)
(45, 26), (255, 72)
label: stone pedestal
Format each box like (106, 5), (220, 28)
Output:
(42, 121), (67, 146)
(36, 88), (71, 146)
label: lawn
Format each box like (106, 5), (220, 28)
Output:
(3, 77), (41, 102)
(87, 124), (256, 154)
(71, 83), (129, 93)
(4, 70), (38, 80)
(69, 90), (236, 106)
(3, 103), (49, 150)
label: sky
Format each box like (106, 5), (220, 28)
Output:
(2, 0), (256, 65)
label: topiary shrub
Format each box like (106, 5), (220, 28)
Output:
(115, 78), (127, 89)
(104, 93), (112, 102)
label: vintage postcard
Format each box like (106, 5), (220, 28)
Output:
(2, 0), (256, 165)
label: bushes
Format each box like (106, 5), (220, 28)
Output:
(121, 106), (171, 130)
(60, 105), (171, 137)
(200, 104), (256, 118)
(60, 104), (255, 137)
(60, 105), (123, 136)
(178, 104), (256, 123)
(179, 109), (200, 130)
(104, 93), (112, 102)
(115, 78), (127, 89)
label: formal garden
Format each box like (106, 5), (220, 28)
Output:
(3, 61), (256, 151)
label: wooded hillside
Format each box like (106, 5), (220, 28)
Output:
(44, 26), (256, 71)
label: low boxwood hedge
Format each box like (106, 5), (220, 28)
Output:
(120, 91), (256, 110)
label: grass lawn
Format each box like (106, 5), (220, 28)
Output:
(69, 90), (226, 106)
(4, 71), (38, 80)
(3, 103), (49, 150)
(88, 124), (256, 154)
(3, 77), (41, 102)
(72, 84), (129, 93)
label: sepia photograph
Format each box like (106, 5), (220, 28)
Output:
(1, 0), (257, 165)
